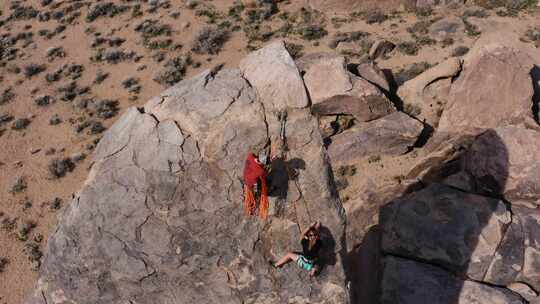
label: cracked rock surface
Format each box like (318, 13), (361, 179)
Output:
(27, 44), (347, 304)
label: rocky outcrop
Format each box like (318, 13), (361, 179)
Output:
(437, 44), (538, 135)
(397, 57), (462, 127)
(301, 54), (393, 118)
(381, 183), (511, 280)
(381, 256), (526, 304)
(464, 126), (540, 208)
(302, 54), (353, 105)
(240, 40), (309, 110)
(485, 206), (540, 295)
(26, 34), (540, 304)
(27, 43), (347, 304)
(369, 40), (395, 62)
(312, 95), (395, 122)
(356, 61), (390, 92)
(327, 112), (423, 164)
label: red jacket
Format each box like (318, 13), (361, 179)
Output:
(243, 153), (266, 186)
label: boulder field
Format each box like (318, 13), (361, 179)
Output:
(27, 37), (540, 304)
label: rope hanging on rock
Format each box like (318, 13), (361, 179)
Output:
(243, 153), (269, 219)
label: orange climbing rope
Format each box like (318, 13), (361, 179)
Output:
(243, 153), (269, 219)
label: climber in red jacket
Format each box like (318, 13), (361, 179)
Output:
(243, 152), (270, 219)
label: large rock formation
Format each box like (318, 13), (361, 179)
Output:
(381, 183), (511, 281)
(300, 53), (394, 122)
(327, 112), (423, 164)
(27, 35), (540, 304)
(464, 126), (540, 208)
(379, 38), (540, 304)
(381, 256), (526, 304)
(27, 42), (347, 304)
(397, 57), (462, 127)
(437, 44), (538, 135)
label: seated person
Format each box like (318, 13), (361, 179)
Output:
(272, 221), (322, 277)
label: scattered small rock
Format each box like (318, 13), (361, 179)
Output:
(12, 118), (31, 130)
(451, 46), (469, 57)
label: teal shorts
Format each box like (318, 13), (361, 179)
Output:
(296, 255), (314, 271)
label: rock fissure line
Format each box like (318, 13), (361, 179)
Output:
(481, 210), (513, 281)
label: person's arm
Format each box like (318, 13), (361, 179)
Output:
(300, 221), (319, 239)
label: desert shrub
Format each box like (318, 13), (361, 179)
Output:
(17, 220), (36, 241)
(34, 95), (54, 106)
(228, 1), (245, 20)
(415, 7), (433, 18)
(23, 242), (43, 271)
(404, 103), (422, 116)
(49, 114), (62, 125)
(397, 41), (420, 56)
(1, 217), (17, 231)
(153, 55), (192, 86)
(364, 10), (388, 24)
(46, 46), (66, 61)
(475, 0), (536, 13)
(299, 24), (327, 40)
(48, 158), (75, 178)
(24, 63), (46, 78)
(49, 197), (62, 210)
(329, 31), (370, 49)
(524, 27), (540, 47)
(441, 37), (455, 48)
(463, 8), (489, 18)
(415, 35), (436, 46)
(0, 88), (15, 105)
(94, 70), (109, 84)
(337, 165), (357, 177)
(0, 114), (14, 126)
(331, 16), (351, 28)
(93, 49), (136, 64)
(9, 5), (38, 20)
(86, 2), (129, 22)
(11, 177), (27, 193)
(192, 26), (229, 55)
(285, 42), (304, 59)
(368, 155), (381, 163)
(407, 21), (431, 35)
(92, 100), (119, 119)
(134, 19), (171, 39)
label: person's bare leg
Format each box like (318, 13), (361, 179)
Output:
(275, 252), (299, 268)
(309, 264), (320, 277)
